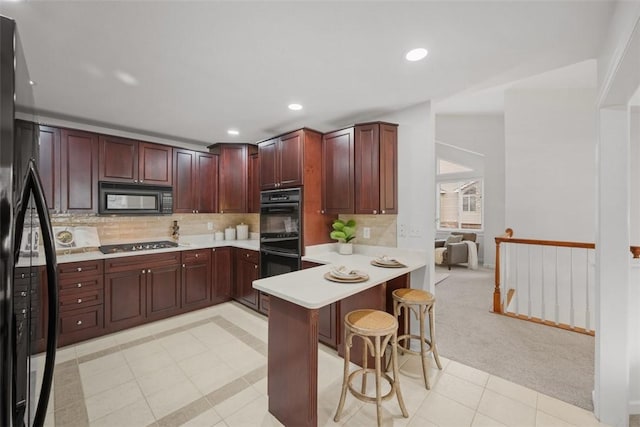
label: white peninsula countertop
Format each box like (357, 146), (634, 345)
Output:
(253, 244), (427, 309)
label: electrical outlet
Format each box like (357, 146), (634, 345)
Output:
(207, 222), (213, 230)
(363, 227), (371, 239)
(399, 224), (407, 237)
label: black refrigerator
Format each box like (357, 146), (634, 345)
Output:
(0, 15), (58, 427)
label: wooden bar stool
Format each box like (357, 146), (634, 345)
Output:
(334, 309), (408, 427)
(391, 288), (443, 389)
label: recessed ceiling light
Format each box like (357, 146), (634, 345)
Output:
(227, 129), (239, 136)
(405, 48), (428, 62)
(288, 103), (303, 111)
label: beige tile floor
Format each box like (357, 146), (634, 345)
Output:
(39, 302), (614, 427)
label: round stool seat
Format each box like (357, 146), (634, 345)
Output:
(345, 309), (397, 336)
(393, 288), (434, 304)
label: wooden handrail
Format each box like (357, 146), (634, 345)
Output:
(494, 237), (595, 249)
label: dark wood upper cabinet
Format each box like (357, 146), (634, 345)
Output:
(99, 136), (172, 185)
(322, 127), (355, 214)
(99, 135), (138, 183)
(173, 148), (196, 213)
(209, 143), (257, 214)
(196, 152), (218, 213)
(258, 129), (304, 190)
(258, 138), (278, 189)
(248, 153), (260, 213)
(37, 125), (61, 212)
(60, 128), (99, 213)
(354, 122), (398, 215)
(173, 148), (218, 213)
(138, 142), (172, 185)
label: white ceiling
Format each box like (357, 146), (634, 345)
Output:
(0, 1), (615, 148)
(434, 59), (598, 114)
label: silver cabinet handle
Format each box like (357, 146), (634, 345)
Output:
(20, 291), (27, 297)
(140, 179), (143, 183)
(254, 265), (258, 269)
(382, 210), (386, 214)
(134, 179), (138, 183)
(195, 253), (199, 258)
(142, 270), (146, 274)
(77, 267), (82, 272)
(212, 248), (216, 252)
(76, 320), (82, 326)
(77, 283), (82, 288)
(77, 298), (82, 304)
(182, 264), (186, 268)
(373, 210), (377, 214)
(147, 269), (151, 273)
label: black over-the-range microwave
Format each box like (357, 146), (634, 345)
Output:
(98, 181), (173, 215)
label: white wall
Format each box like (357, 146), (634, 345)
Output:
(435, 114), (505, 266)
(630, 108), (640, 415)
(504, 88), (597, 242)
(377, 102), (435, 291)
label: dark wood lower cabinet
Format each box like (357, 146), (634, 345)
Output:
(233, 248), (260, 311)
(105, 268), (147, 332)
(182, 249), (212, 311)
(146, 264), (182, 321)
(302, 261), (338, 348)
(212, 247), (232, 304)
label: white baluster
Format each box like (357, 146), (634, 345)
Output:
(570, 249), (575, 329)
(541, 245), (546, 321)
(555, 247), (560, 325)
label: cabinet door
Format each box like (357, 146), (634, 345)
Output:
(378, 123), (398, 214)
(354, 124), (380, 215)
(182, 250), (212, 311)
(60, 129), (99, 212)
(258, 138), (278, 190)
(196, 152), (218, 213)
(302, 261), (337, 348)
(146, 263), (182, 321)
(139, 142), (172, 186)
(37, 125), (61, 212)
(248, 153), (260, 213)
(234, 251), (259, 310)
(212, 247), (232, 304)
(279, 130), (303, 188)
(105, 269), (146, 332)
(99, 135), (138, 183)
(173, 148), (196, 213)
(322, 128), (354, 214)
(218, 145), (247, 213)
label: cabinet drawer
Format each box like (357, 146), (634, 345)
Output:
(60, 305), (104, 335)
(105, 252), (181, 273)
(59, 288), (103, 312)
(236, 248), (259, 264)
(182, 249), (211, 264)
(59, 275), (103, 292)
(58, 260), (104, 278)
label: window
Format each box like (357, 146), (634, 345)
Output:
(438, 180), (483, 230)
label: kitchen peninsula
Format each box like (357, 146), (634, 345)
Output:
(253, 245), (426, 427)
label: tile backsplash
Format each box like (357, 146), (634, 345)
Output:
(337, 214), (397, 247)
(51, 213), (260, 245)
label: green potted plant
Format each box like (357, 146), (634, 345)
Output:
(330, 218), (356, 255)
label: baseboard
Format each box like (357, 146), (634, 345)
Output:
(630, 399), (640, 415)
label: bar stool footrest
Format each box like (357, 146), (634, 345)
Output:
(347, 369), (397, 403)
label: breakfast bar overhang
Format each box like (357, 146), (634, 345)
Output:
(253, 250), (426, 427)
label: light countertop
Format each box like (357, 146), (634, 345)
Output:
(253, 244), (426, 309)
(18, 235), (259, 267)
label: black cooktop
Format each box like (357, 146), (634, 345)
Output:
(98, 240), (179, 254)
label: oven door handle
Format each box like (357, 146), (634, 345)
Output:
(260, 248), (300, 259)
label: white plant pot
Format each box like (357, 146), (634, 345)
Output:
(338, 243), (353, 255)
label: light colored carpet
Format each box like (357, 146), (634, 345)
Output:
(434, 265), (595, 410)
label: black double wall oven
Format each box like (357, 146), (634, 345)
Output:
(260, 188), (302, 278)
